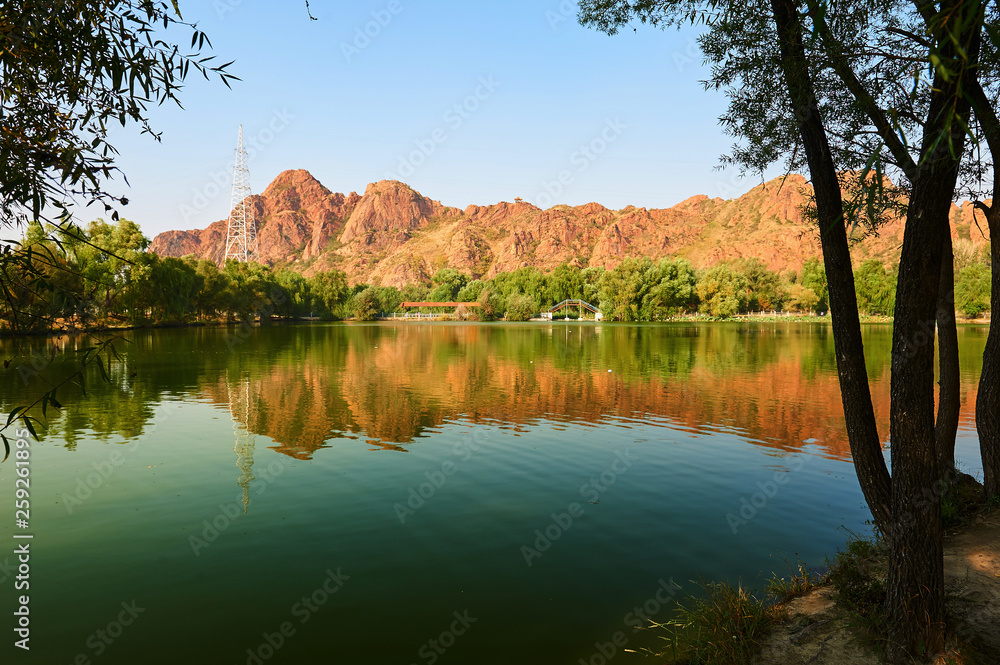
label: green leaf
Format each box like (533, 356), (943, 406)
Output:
(6, 407), (24, 426)
(22, 417), (38, 440)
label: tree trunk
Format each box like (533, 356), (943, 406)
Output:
(769, 0), (891, 533)
(885, 170), (950, 660)
(886, 55), (975, 659)
(935, 231), (960, 475)
(964, 79), (1000, 503)
(978, 207), (1000, 499)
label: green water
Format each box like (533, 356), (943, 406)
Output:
(0, 322), (988, 664)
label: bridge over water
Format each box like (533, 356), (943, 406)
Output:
(540, 299), (602, 321)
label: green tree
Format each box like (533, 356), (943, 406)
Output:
(193, 259), (232, 320)
(580, 266), (605, 305)
(0, 1), (234, 444)
(146, 256), (198, 323)
(954, 263), (991, 318)
(372, 286), (403, 314)
(643, 257), (698, 319)
(400, 283), (430, 303)
(273, 270), (312, 318)
(72, 218), (152, 322)
(546, 263), (584, 304)
(597, 257), (658, 321)
(0, 2), (235, 227)
(800, 258), (829, 314)
(350, 287), (381, 321)
(854, 259), (896, 317)
(696, 264), (749, 318)
(784, 283), (819, 313)
(456, 279), (486, 303)
(493, 267), (546, 303)
(504, 293), (537, 321)
(222, 260), (277, 322)
(430, 268), (469, 300)
(735, 258), (784, 311)
(477, 287), (504, 321)
(310, 270), (350, 318)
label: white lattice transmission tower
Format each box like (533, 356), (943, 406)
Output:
(224, 125), (260, 263)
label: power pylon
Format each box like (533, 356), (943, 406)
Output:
(224, 125), (260, 263)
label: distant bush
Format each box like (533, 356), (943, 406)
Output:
(552, 311), (566, 320)
(505, 294), (537, 321)
(567, 310), (579, 320)
(955, 263), (991, 318)
(350, 287), (381, 321)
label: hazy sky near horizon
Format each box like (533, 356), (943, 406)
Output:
(101, 1), (780, 237)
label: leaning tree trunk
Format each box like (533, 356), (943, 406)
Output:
(965, 79), (1000, 503)
(769, 0), (891, 534)
(978, 207), (1000, 499)
(936, 231), (961, 476)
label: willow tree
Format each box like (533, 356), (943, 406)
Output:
(0, 1), (236, 443)
(579, 0), (993, 659)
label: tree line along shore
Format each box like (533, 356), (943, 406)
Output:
(8, 217), (991, 334)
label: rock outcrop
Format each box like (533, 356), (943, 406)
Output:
(149, 170), (991, 286)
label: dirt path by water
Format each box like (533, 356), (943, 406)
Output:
(757, 508), (1000, 664)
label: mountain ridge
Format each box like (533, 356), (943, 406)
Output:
(149, 169), (991, 286)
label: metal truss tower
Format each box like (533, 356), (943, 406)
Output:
(224, 125), (260, 263)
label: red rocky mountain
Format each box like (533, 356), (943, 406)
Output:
(149, 169), (991, 285)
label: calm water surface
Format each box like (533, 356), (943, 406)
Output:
(0, 322), (987, 664)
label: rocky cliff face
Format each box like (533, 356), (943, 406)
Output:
(149, 169), (991, 285)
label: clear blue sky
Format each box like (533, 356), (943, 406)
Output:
(103, 0), (774, 237)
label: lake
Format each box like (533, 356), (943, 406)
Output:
(0, 322), (988, 664)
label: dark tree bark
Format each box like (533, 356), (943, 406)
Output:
(974, 203), (1000, 499)
(885, 160), (951, 660)
(768, 0), (891, 533)
(967, 80), (1000, 501)
(776, 0), (976, 658)
(935, 231), (961, 475)
(884, 9), (977, 651)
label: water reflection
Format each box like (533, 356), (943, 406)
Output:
(228, 374), (257, 513)
(1, 322), (987, 462)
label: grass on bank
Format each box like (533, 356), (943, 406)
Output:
(651, 581), (785, 665)
(649, 563), (822, 665)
